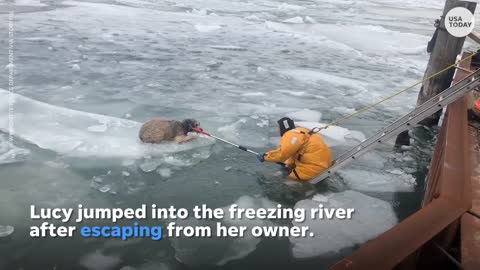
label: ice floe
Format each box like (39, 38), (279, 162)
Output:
(217, 118), (269, 148)
(278, 69), (367, 92)
(283, 16), (304, 24)
(0, 134), (30, 165)
(296, 121), (366, 146)
(43, 160), (70, 169)
(0, 89), (214, 159)
(157, 168), (172, 178)
(286, 109), (322, 122)
(290, 190), (397, 258)
(0, 225), (14, 238)
(79, 250), (122, 270)
(338, 169), (416, 192)
(333, 106), (357, 115)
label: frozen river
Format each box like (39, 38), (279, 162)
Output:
(0, 0), (454, 269)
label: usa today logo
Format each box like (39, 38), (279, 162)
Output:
(445, 7), (475, 37)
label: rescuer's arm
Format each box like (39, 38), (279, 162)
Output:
(264, 132), (304, 162)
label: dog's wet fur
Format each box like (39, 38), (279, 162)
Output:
(139, 118), (200, 144)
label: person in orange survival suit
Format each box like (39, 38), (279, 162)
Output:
(257, 117), (332, 181)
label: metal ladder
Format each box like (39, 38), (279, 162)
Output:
(310, 68), (480, 184)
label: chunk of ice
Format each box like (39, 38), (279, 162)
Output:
(339, 169), (415, 192)
(191, 8), (208, 15)
(0, 135), (30, 165)
(256, 118), (269, 128)
(286, 109), (322, 122)
(217, 118), (268, 148)
(275, 90), (326, 99)
(99, 185), (112, 193)
(244, 15), (261, 21)
(283, 16), (304, 24)
(122, 159), (135, 166)
(296, 121), (365, 146)
(290, 190), (397, 258)
(386, 169), (404, 175)
(156, 168), (172, 178)
(139, 159), (163, 172)
(44, 160), (70, 169)
(92, 176), (103, 183)
(278, 69), (367, 92)
(333, 106), (356, 115)
(345, 130), (366, 142)
(0, 225), (14, 238)
(79, 250), (121, 270)
(256, 66), (267, 73)
(304, 16), (317, 24)
(311, 194), (332, 203)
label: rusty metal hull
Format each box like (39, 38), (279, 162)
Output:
(462, 125), (480, 270)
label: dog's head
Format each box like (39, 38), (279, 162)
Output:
(182, 119), (200, 134)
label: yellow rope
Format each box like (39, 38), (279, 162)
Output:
(316, 51), (477, 131)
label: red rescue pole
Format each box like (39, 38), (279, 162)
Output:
(192, 127), (259, 155)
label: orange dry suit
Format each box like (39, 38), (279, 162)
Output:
(264, 127), (332, 181)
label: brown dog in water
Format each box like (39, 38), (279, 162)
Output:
(139, 118), (200, 144)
